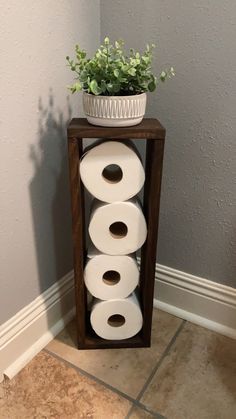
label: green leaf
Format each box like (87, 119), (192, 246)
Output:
(130, 58), (137, 66)
(114, 69), (120, 78)
(148, 76), (157, 92)
(67, 81), (82, 94)
(148, 81), (156, 92)
(142, 56), (150, 65)
(66, 37), (173, 96)
(100, 80), (107, 93)
(113, 83), (121, 93)
(80, 50), (86, 59)
(89, 79), (102, 95)
(115, 39), (124, 49)
(160, 71), (167, 82)
(128, 67), (136, 76)
(106, 83), (114, 93)
(75, 81), (82, 91)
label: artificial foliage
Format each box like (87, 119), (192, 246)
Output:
(66, 37), (174, 96)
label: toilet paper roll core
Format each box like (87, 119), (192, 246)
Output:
(102, 164), (123, 183)
(107, 314), (126, 327)
(109, 222), (128, 239)
(102, 270), (121, 286)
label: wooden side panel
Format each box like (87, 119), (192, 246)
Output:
(140, 139), (165, 346)
(67, 137), (86, 347)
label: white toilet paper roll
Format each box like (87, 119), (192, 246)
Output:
(80, 141), (145, 203)
(88, 199), (147, 255)
(90, 292), (143, 340)
(84, 250), (139, 300)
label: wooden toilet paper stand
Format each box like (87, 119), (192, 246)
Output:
(67, 118), (165, 349)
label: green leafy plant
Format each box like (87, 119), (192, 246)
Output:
(66, 37), (174, 96)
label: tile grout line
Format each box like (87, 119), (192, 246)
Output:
(44, 347), (136, 404)
(45, 347), (166, 418)
(135, 403), (166, 419)
(136, 319), (186, 402)
(44, 319), (185, 419)
(125, 402), (166, 419)
(125, 320), (186, 418)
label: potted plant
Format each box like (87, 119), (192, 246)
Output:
(66, 37), (174, 127)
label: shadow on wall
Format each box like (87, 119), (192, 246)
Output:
(29, 91), (73, 295)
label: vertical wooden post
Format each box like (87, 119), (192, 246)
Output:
(67, 137), (86, 347)
(140, 139), (165, 345)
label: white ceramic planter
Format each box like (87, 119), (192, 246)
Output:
(83, 92), (147, 127)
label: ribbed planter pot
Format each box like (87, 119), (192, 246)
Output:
(83, 92), (147, 127)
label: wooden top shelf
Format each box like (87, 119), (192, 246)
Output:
(67, 118), (165, 140)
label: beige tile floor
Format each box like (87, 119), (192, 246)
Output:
(0, 309), (236, 418)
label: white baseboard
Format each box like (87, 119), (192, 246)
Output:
(0, 272), (75, 383)
(153, 264), (236, 340)
(1, 263), (236, 382)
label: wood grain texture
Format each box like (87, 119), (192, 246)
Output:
(67, 137), (87, 347)
(68, 118), (165, 140)
(67, 119), (165, 349)
(140, 139), (165, 346)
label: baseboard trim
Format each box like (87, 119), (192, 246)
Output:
(0, 272), (75, 382)
(1, 263), (236, 382)
(153, 263), (236, 340)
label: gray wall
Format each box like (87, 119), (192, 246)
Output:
(0, 0), (100, 324)
(101, 0), (236, 288)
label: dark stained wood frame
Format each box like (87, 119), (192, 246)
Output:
(67, 118), (165, 349)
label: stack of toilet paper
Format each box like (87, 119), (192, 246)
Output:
(80, 140), (147, 340)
